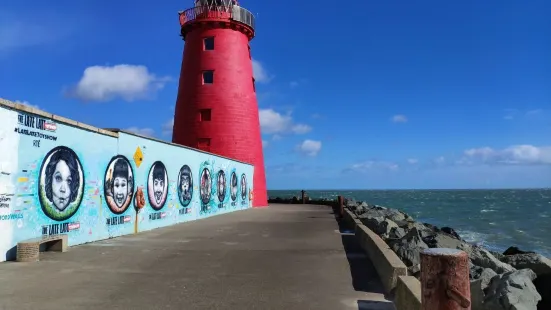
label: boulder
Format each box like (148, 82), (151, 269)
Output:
(397, 220), (434, 238)
(471, 268), (498, 310)
(387, 227), (428, 276)
(503, 246), (536, 256)
(422, 231), (470, 250)
(534, 274), (551, 310)
(389, 226), (406, 239)
(346, 198), (358, 208)
(483, 269), (541, 310)
(500, 253), (551, 277)
(440, 226), (461, 240)
(500, 253), (551, 310)
(359, 216), (400, 239)
(381, 208), (407, 222)
(469, 246), (516, 274)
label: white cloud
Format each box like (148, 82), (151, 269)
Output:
(259, 108), (311, 135)
(289, 81), (299, 88)
(349, 161), (399, 172)
(162, 118), (174, 136)
(407, 158), (419, 164)
(297, 139), (322, 156)
(461, 145), (551, 165)
(252, 59), (270, 83)
(272, 134), (282, 141)
(14, 100), (39, 109)
(68, 64), (169, 102)
(391, 114), (408, 123)
(262, 140), (268, 148)
(125, 127), (155, 137)
(503, 108), (545, 120)
(291, 124), (312, 134)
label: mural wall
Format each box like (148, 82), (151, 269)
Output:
(0, 103), (254, 262)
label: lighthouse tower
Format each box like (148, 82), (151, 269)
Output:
(172, 0), (267, 207)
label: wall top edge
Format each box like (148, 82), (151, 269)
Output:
(108, 128), (254, 167)
(0, 97), (119, 138)
(0, 98), (253, 167)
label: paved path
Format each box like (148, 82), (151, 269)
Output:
(0, 204), (394, 310)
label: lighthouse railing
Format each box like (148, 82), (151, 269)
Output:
(179, 5), (255, 30)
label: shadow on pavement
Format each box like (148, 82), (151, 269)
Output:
(331, 206), (385, 294)
(357, 300), (396, 310)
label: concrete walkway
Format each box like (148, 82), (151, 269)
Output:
(0, 204), (394, 310)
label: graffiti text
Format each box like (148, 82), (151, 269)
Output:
(42, 222), (80, 236)
(14, 127), (57, 141)
(149, 211), (166, 220)
(178, 208), (191, 215)
(0, 213), (23, 221)
(17, 114), (57, 132)
(106, 215), (131, 226)
(0, 194), (13, 208)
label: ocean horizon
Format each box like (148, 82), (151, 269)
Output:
(268, 188), (551, 257)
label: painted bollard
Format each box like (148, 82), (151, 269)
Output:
(420, 248), (471, 310)
(337, 196), (344, 218)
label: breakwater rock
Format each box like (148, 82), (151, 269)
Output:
(268, 196), (551, 310)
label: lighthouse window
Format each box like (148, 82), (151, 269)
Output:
(252, 77), (256, 92)
(204, 37), (214, 50)
(199, 109), (211, 121)
(202, 71), (214, 84)
(197, 138), (211, 152)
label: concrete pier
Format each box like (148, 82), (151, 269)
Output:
(0, 204), (394, 310)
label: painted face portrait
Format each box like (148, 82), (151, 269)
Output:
(147, 161), (168, 211)
(200, 168), (211, 205)
(104, 156), (134, 214)
(177, 165), (193, 207)
(230, 172), (238, 201)
(241, 174), (247, 200)
(217, 170), (226, 202)
(39, 146), (84, 221)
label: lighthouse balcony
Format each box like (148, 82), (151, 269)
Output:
(179, 5), (255, 33)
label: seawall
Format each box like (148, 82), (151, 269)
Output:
(0, 98), (255, 262)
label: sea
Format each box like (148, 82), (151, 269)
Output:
(268, 189), (551, 257)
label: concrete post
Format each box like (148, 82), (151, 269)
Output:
(420, 248), (471, 310)
(301, 190), (306, 204)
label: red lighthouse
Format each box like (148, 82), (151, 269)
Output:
(173, 0), (267, 207)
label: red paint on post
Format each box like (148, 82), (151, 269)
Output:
(173, 3), (267, 207)
(420, 248), (471, 310)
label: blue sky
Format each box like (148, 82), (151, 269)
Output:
(1, 0), (550, 190)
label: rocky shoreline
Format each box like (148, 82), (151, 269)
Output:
(268, 196), (551, 310)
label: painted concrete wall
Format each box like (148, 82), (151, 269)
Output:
(0, 100), (254, 262)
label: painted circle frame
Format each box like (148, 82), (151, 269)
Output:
(103, 155), (135, 215)
(200, 167), (212, 205)
(230, 171), (238, 202)
(38, 146), (85, 221)
(177, 164), (194, 207)
(147, 161), (168, 211)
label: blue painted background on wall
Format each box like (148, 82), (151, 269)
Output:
(0, 105), (254, 262)
(117, 133), (253, 233)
